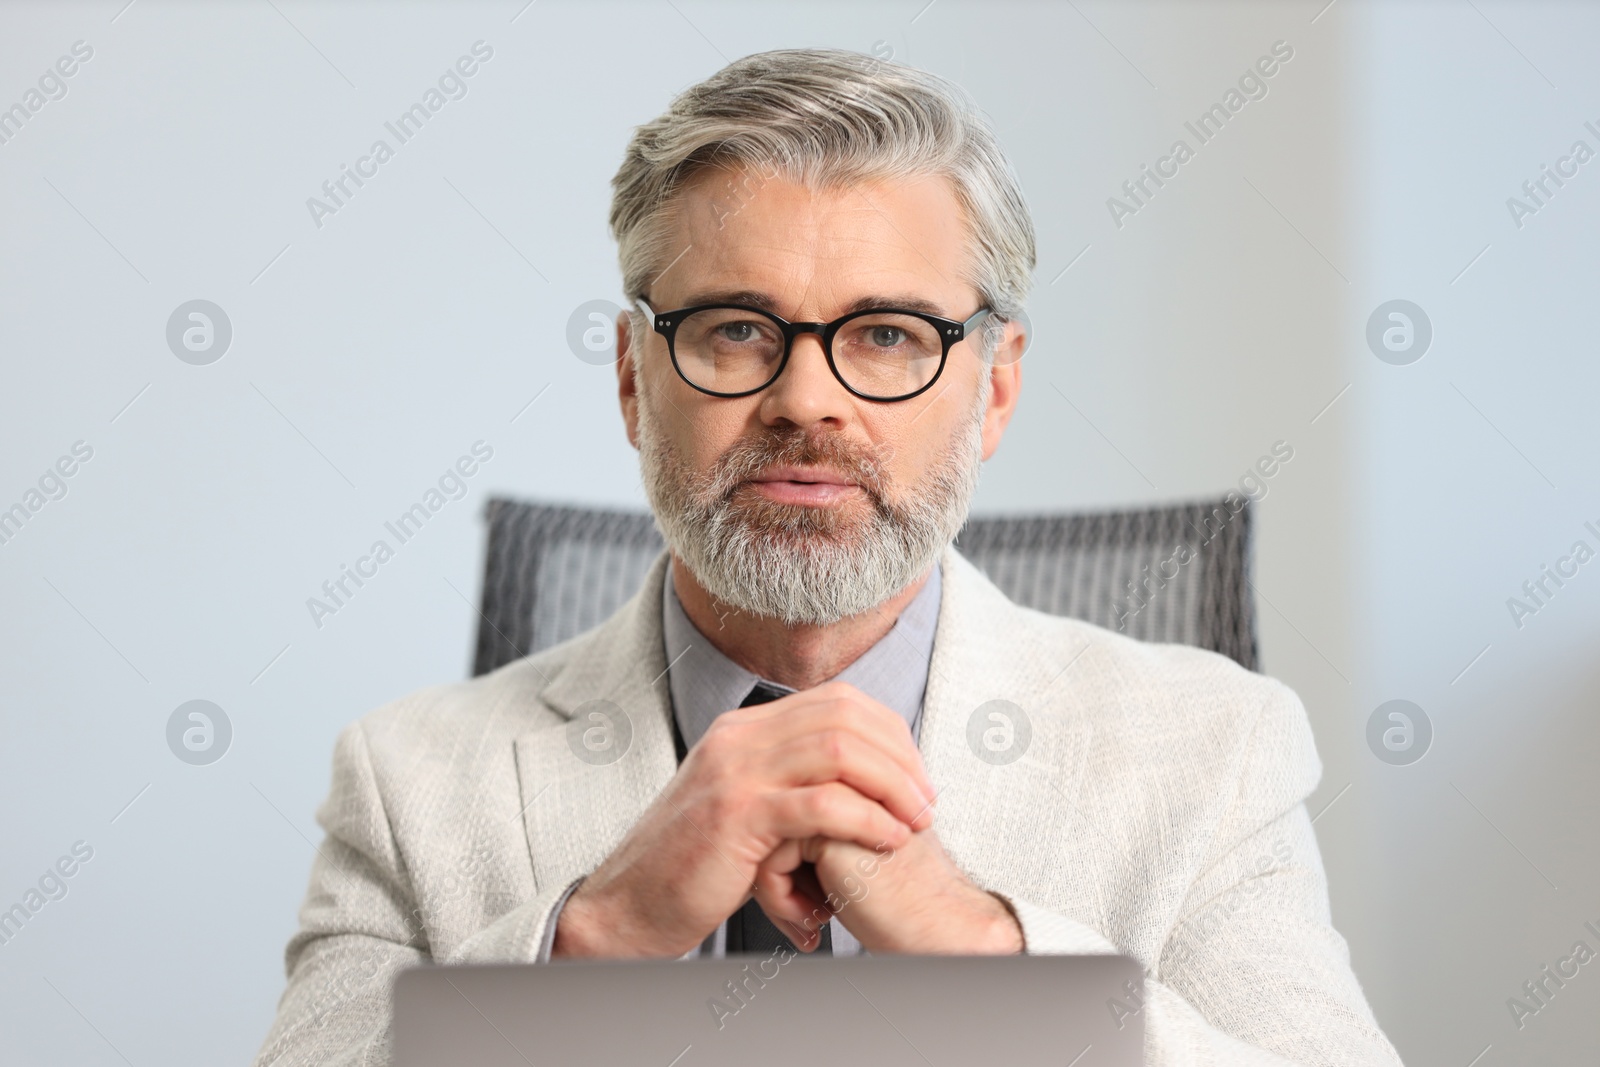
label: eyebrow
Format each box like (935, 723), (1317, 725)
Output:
(669, 289), (951, 319)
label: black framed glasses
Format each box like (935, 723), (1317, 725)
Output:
(637, 297), (993, 402)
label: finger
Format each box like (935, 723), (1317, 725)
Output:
(752, 870), (831, 953)
(759, 783), (913, 853)
(750, 858), (826, 918)
(742, 682), (921, 760)
(773, 911), (826, 953)
(748, 870), (825, 953)
(761, 730), (936, 830)
(756, 838), (805, 879)
(799, 834), (830, 865)
(694, 716), (930, 811)
(724, 684), (935, 798)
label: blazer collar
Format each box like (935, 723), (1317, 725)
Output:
(513, 543), (1094, 897)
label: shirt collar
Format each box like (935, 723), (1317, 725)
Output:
(661, 559), (943, 752)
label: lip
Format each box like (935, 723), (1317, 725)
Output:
(744, 465), (862, 507)
(749, 465), (858, 486)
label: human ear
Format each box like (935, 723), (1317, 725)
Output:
(980, 322), (1024, 461)
(616, 309), (641, 450)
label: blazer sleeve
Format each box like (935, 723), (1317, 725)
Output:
(992, 684), (1404, 1067)
(250, 720), (573, 1067)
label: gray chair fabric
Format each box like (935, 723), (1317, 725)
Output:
(471, 497), (1258, 677)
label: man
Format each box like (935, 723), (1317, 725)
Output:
(254, 49), (1401, 1066)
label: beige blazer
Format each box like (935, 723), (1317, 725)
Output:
(253, 545), (1402, 1066)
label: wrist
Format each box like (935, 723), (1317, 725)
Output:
(551, 877), (692, 959)
(980, 891), (1025, 954)
(550, 885), (610, 958)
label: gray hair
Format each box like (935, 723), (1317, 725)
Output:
(609, 47), (1036, 360)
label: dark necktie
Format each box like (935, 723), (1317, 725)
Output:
(724, 681), (833, 957)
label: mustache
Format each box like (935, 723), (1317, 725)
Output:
(707, 428), (890, 503)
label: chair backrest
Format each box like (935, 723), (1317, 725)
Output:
(471, 497), (1258, 677)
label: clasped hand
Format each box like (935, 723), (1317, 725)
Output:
(552, 681), (1022, 958)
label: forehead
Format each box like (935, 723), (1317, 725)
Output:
(652, 165), (974, 316)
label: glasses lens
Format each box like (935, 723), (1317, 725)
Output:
(832, 312), (945, 398)
(674, 308), (785, 393)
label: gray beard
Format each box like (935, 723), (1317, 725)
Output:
(636, 377), (988, 626)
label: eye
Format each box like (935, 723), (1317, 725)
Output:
(868, 325), (907, 348)
(715, 321), (759, 343)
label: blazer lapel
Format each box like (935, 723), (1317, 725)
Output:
(511, 549), (680, 896)
(920, 544), (1096, 898)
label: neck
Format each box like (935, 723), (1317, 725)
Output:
(670, 553), (936, 690)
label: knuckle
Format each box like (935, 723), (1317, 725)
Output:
(817, 729), (849, 765)
(817, 683), (852, 705)
(822, 705), (857, 733)
(698, 721), (750, 769)
(695, 725), (728, 761)
(807, 788), (839, 822)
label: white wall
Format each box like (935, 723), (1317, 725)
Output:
(1350, 1), (1600, 1061)
(0, 1), (1592, 1063)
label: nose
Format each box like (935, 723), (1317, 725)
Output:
(759, 328), (853, 428)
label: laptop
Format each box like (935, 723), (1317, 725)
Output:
(393, 953), (1144, 1066)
